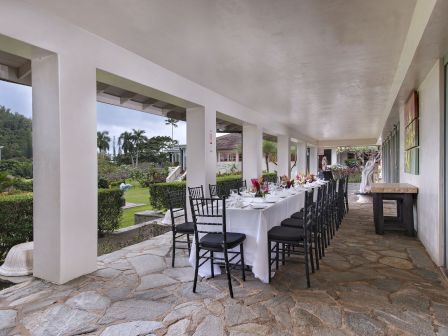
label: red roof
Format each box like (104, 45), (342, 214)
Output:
(216, 133), (241, 151)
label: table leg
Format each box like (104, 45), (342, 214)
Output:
(403, 194), (415, 236)
(373, 193), (384, 235)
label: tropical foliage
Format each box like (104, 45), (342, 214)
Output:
(97, 131), (111, 153)
(0, 106), (32, 160)
(263, 140), (277, 172)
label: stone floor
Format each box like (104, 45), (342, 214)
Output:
(1, 186), (448, 336)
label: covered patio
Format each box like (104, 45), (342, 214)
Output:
(1, 0), (448, 335)
(0, 188), (447, 335)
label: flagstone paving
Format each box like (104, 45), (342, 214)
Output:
(1, 185), (447, 335)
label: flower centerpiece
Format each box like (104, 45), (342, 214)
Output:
(251, 177), (268, 197)
(295, 172), (316, 185)
(280, 175), (294, 188)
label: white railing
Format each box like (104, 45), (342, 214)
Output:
(166, 166), (182, 182)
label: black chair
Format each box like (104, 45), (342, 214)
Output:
(280, 188), (320, 271)
(267, 189), (314, 287)
(337, 177), (346, 225)
(189, 196), (246, 298)
(344, 176), (349, 213)
(209, 180), (247, 198)
(167, 190), (194, 267)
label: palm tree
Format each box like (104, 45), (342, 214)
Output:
(165, 118), (178, 141)
(119, 131), (135, 166)
(263, 140), (277, 172)
(131, 129), (147, 167)
(97, 131), (111, 154)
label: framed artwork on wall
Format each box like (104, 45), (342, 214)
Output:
(404, 91), (419, 126)
(404, 147), (419, 174)
(404, 119), (419, 150)
(404, 90), (419, 175)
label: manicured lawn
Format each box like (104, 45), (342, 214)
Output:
(124, 182), (150, 204)
(119, 181), (153, 228)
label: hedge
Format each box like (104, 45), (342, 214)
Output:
(148, 173), (278, 209)
(0, 189), (124, 260)
(0, 193), (33, 260)
(98, 189), (125, 235)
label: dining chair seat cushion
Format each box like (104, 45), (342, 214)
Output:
(175, 222), (194, 233)
(291, 209), (304, 219)
(268, 226), (304, 242)
(281, 217), (304, 228)
(200, 232), (246, 249)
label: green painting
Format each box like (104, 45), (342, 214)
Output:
(404, 147), (419, 174)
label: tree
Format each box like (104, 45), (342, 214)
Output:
(97, 131), (111, 154)
(165, 118), (178, 141)
(141, 136), (178, 164)
(131, 129), (147, 167)
(119, 131), (135, 166)
(263, 140), (277, 172)
(0, 105), (32, 160)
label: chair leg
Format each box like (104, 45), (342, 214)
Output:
(304, 244), (311, 288)
(172, 231), (176, 268)
(224, 249), (234, 298)
(240, 244), (246, 282)
(193, 246), (200, 293)
(275, 243), (280, 270)
(210, 251), (214, 278)
(309, 244), (315, 273)
(282, 243), (286, 265)
(268, 240), (272, 283)
(187, 234), (191, 253)
(314, 233), (320, 269)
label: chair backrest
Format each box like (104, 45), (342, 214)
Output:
(189, 196), (228, 245)
(209, 179), (247, 198)
(303, 189), (314, 241)
(338, 177), (345, 196)
(188, 185), (205, 199)
(316, 184), (326, 214)
(167, 189), (188, 229)
(344, 176), (349, 195)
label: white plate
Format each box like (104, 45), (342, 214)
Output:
(250, 203), (268, 209)
(264, 197), (279, 203)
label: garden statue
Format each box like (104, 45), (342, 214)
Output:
(359, 153), (380, 194)
(321, 156), (328, 171)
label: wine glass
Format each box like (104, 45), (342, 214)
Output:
(239, 186), (247, 196)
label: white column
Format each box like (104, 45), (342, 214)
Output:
(309, 146), (318, 174)
(242, 123), (263, 182)
(296, 142), (307, 174)
(331, 148), (338, 165)
(186, 106), (216, 195)
(277, 135), (291, 178)
(33, 53), (97, 284)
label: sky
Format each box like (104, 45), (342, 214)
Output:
(0, 80), (188, 149)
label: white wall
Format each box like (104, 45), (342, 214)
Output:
(399, 59), (444, 266)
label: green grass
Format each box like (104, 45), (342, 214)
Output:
(119, 180), (153, 228)
(124, 183), (150, 204)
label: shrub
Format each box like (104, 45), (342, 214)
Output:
(0, 193), (33, 260)
(0, 189), (124, 259)
(98, 177), (110, 189)
(262, 172), (278, 183)
(148, 181), (186, 209)
(0, 159), (33, 178)
(12, 178), (33, 192)
(98, 188), (125, 236)
(148, 175), (248, 209)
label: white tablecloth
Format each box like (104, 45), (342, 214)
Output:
(189, 191), (306, 283)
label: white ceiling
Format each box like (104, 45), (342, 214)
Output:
(34, 0), (416, 141)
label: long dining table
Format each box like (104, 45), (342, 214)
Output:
(162, 182), (324, 283)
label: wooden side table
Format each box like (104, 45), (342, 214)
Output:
(371, 183), (418, 236)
